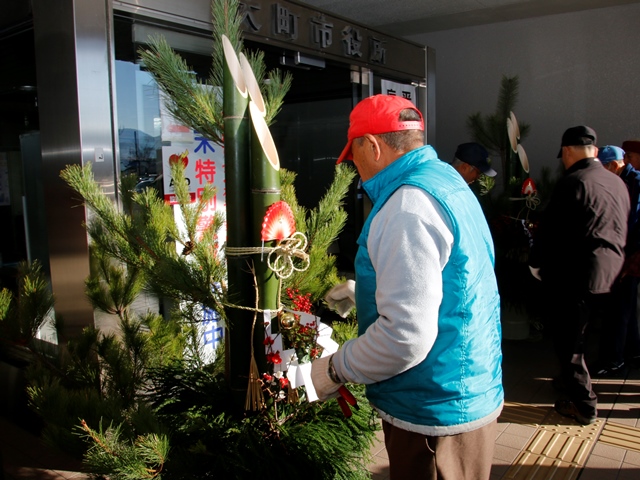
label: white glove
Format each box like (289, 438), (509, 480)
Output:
(529, 266), (542, 281)
(324, 280), (356, 317)
(310, 354), (342, 401)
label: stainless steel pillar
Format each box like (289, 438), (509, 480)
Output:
(32, 0), (116, 341)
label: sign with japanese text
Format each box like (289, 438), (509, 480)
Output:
(381, 79), (417, 105)
(160, 92), (227, 242)
(160, 99), (227, 364)
(118, 0), (426, 80)
(237, 0), (426, 80)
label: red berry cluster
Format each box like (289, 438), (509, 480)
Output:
(286, 288), (313, 314)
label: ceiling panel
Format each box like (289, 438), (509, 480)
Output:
(297, 0), (640, 36)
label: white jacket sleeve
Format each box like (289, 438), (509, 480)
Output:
(334, 186), (453, 384)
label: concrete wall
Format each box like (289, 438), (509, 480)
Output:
(409, 3), (640, 185)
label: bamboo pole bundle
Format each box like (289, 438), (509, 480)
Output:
(221, 35), (255, 406)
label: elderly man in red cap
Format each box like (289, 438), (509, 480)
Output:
(311, 94), (503, 479)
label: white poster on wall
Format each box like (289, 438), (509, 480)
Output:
(381, 80), (417, 106)
(160, 97), (227, 364)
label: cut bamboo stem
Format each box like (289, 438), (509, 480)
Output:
(221, 34), (255, 408)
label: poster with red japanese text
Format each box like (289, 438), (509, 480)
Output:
(160, 97), (226, 364)
(160, 91), (227, 245)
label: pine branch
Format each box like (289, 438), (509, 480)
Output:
(282, 164), (356, 302)
(61, 163), (227, 314)
(210, 0), (244, 92)
(139, 36), (224, 144)
(260, 59), (293, 125)
(85, 252), (145, 316)
(0, 260), (55, 345)
(80, 419), (169, 480)
(496, 74), (519, 119)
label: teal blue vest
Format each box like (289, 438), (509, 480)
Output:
(356, 146), (503, 429)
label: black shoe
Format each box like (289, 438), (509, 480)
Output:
(554, 399), (597, 425)
(591, 361), (625, 378)
(629, 355), (640, 369)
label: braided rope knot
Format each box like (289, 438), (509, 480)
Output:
(525, 192), (540, 210)
(508, 192), (541, 211)
(267, 232), (310, 279)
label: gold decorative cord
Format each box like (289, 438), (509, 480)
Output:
(224, 231), (310, 280)
(508, 192), (541, 211)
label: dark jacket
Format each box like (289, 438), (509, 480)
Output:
(530, 158), (630, 295)
(620, 163), (640, 254)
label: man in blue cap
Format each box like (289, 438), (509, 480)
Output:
(593, 145), (640, 376)
(450, 142), (497, 185)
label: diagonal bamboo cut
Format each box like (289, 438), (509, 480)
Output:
(244, 52), (280, 386)
(242, 53), (280, 316)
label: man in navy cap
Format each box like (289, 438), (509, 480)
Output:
(529, 126), (630, 424)
(450, 142), (497, 185)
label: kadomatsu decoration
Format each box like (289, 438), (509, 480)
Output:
(26, 0), (376, 478)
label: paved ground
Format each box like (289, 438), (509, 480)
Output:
(367, 335), (640, 480)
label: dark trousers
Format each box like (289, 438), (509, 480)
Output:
(382, 419), (497, 480)
(599, 276), (640, 364)
(550, 292), (602, 417)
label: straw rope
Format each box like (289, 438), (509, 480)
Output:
(225, 232), (310, 279)
(245, 263), (266, 412)
(508, 192), (541, 211)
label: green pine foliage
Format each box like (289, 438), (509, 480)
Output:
(79, 419), (170, 480)
(121, 363), (376, 480)
(280, 164), (357, 303)
(23, 1), (376, 477)
(0, 260), (55, 346)
(26, 301), (191, 458)
(330, 316), (359, 346)
(61, 162), (227, 314)
(139, 0), (292, 145)
(51, 157), (374, 479)
(466, 74), (531, 192)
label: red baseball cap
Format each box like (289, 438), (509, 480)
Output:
(336, 94), (424, 164)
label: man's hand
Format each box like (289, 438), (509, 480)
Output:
(529, 265), (542, 281)
(310, 355), (342, 401)
(324, 280), (356, 317)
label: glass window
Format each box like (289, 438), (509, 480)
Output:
(113, 15), (214, 194)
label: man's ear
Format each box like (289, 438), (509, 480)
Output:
(363, 133), (382, 162)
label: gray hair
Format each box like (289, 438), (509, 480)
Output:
(376, 108), (424, 152)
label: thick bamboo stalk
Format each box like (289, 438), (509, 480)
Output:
(221, 34), (255, 406)
(242, 54), (280, 315)
(249, 100), (281, 314)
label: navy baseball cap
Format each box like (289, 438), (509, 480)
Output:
(454, 142), (497, 177)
